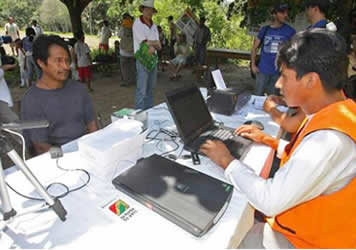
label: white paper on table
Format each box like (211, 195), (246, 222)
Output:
(248, 95), (289, 112)
(211, 69), (227, 89)
(248, 95), (267, 110)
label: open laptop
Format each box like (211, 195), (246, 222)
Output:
(112, 154), (233, 237)
(165, 85), (252, 159)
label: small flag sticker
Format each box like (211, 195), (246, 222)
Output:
(109, 200), (129, 216)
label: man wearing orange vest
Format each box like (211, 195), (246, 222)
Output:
(200, 29), (356, 248)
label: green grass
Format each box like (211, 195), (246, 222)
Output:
(4, 67), (21, 87)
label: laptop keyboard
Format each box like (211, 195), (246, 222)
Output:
(212, 129), (234, 140)
(190, 128), (251, 159)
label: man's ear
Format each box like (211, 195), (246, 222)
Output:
(305, 72), (320, 89)
(36, 58), (45, 69)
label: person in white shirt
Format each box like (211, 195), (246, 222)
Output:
(99, 20), (112, 53)
(200, 29), (356, 248)
(74, 31), (93, 91)
(15, 39), (27, 88)
(168, 33), (190, 80)
(4, 17), (20, 56)
(133, 0), (161, 110)
(31, 20), (43, 38)
(0, 62), (19, 123)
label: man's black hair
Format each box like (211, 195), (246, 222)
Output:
(74, 30), (84, 40)
(276, 29), (348, 92)
(304, 0), (330, 15)
(168, 15), (173, 21)
(67, 37), (77, 47)
(123, 12), (131, 19)
(14, 38), (22, 47)
(271, 3), (288, 14)
(33, 34), (70, 67)
(103, 20), (109, 26)
(25, 27), (36, 42)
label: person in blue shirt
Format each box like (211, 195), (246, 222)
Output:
(305, 0), (329, 29)
(22, 27), (41, 87)
(250, 3), (296, 96)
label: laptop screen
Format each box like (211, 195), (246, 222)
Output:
(166, 85), (213, 142)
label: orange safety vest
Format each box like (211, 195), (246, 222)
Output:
(267, 99), (356, 249)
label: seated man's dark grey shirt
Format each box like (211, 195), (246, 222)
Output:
(21, 79), (96, 147)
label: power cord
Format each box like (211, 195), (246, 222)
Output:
(145, 128), (180, 156)
(6, 158), (91, 201)
(3, 129), (90, 201)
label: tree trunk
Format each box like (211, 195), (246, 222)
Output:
(60, 0), (93, 36)
(67, 5), (83, 35)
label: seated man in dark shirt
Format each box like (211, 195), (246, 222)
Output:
(21, 35), (98, 155)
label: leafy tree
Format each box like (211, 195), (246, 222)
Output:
(82, 0), (135, 35)
(0, 0), (42, 28)
(97, 0), (252, 51)
(226, 0), (355, 45)
(40, 0), (71, 33)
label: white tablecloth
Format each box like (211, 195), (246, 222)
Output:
(1, 94), (280, 249)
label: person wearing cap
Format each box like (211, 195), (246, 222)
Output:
(193, 16), (211, 67)
(201, 29), (356, 249)
(250, 3), (296, 96)
(305, 0), (329, 29)
(133, 0), (161, 110)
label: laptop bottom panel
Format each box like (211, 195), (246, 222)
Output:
(112, 154), (234, 237)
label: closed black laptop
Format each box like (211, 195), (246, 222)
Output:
(165, 85), (252, 159)
(112, 154), (233, 237)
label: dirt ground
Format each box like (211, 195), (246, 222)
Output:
(3, 62), (255, 169)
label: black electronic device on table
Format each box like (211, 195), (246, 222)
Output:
(112, 154), (233, 237)
(165, 84), (252, 159)
(206, 88), (239, 116)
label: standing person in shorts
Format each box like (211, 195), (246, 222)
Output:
(99, 20), (112, 53)
(74, 31), (93, 92)
(4, 17), (20, 56)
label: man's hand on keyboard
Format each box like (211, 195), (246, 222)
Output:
(199, 139), (235, 170)
(235, 125), (279, 150)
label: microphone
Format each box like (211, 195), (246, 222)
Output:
(0, 120), (49, 130)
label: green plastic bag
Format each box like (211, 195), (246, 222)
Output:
(135, 42), (158, 72)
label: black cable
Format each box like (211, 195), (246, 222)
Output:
(46, 182), (70, 199)
(145, 129), (160, 142)
(55, 159), (91, 194)
(6, 183), (44, 201)
(6, 159), (91, 202)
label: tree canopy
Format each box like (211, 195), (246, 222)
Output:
(1, 0), (354, 50)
